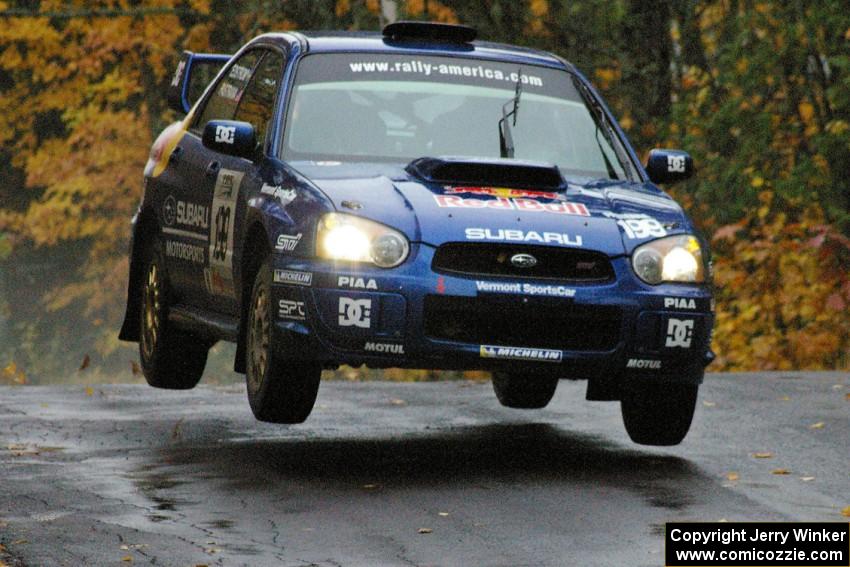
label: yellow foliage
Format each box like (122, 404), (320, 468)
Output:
(711, 199), (850, 370)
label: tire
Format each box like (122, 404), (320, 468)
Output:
(245, 259), (321, 424)
(620, 383), (699, 446)
(139, 240), (208, 389)
(491, 371), (559, 409)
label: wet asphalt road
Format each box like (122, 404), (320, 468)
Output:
(0, 372), (848, 567)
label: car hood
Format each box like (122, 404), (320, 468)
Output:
(294, 160), (688, 256)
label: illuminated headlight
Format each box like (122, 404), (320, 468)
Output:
(631, 234), (705, 284)
(317, 213), (410, 268)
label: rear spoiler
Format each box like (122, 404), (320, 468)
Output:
(167, 50), (231, 114)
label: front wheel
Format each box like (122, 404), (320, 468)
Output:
(491, 372), (559, 409)
(620, 383), (699, 446)
(245, 259), (321, 424)
(139, 241), (208, 389)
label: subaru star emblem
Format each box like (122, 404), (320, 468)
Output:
(510, 253), (538, 269)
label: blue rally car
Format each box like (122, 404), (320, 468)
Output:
(119, 22), (714, 445)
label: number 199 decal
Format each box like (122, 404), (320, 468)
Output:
(205, 169), (243, 297)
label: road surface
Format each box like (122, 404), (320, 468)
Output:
(0, 372), (848, 566)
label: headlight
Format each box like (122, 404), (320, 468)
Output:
(631, 234), (705, 284)
(317, 213), (410, 268)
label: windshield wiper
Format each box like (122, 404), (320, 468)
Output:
(499, 70), (523, 158)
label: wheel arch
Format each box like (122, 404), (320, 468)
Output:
(118, 207), (160, 342)
(234, 218), (273, 373)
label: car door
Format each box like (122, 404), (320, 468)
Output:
(198, 48), (288, 315)
(165, 50), (264, 308)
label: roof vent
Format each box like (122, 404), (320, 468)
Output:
(383, 21), (477, 43)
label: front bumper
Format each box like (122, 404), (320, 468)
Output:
(269, 243), (714, 380)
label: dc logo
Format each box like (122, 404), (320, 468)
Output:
(666, 318), (694, 348)
(338, 298), (371, 329)
(162, 195), (177, 226)
(667, 155), (686, 173)
(215, 125), (236, 145)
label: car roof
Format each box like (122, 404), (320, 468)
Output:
(251, 30), (573, 72)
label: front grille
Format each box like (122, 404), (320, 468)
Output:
(432, 243), (614, 282)
(424, 295), (621, 351)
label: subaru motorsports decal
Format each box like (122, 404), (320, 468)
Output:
(480, 345), (563, 363)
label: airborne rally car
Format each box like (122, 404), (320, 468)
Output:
(119, 22), (714, 445)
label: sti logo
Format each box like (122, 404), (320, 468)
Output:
(215, 125), (236, 144)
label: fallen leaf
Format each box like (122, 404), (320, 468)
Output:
(842, 506), (850, 518)
(78, 354), (90, 371)
(726, 472), (739, 481)
(809, 422), (825, 429)
(438, 512), (449, 517)
(171, 418), (184, 441)
(0, 543), (5, 552)
(753, 452), (773, 459)
(11, 540), (27, 545)
(800, 476), (815, 482)
(832, 384), (844, 390)
(85, 386), (94, 397)
(121, 556), (132, 562)
(702, 401), (716, 407)
(130, 361), (141, 376)
(845, 393), (850, 401)
(418, 528), (433, 534)
(362, 484), (378, 489)
(389, 398), (407, 406)
(772, 469), (791, 475)
(779, 395), (791, 401)
(120, 545), (129, 551)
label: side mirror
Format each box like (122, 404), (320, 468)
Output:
(202, 120), (257, 160)
(645, 149), (694, 184)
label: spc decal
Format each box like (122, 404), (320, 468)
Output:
(273, 270), (313, 286)
(205, 169), (243, 296)
(443, 186), (566, 201)
(275, 233), (302, 252)
(261, 183), (296, 206)
(626, 358), (662, 370)
(664, 297), (697, 310)
(164, 240), (205, 264)
(278, 299), (306, 321)
(435, 195), (589, 217)
(465, 228), (583, 247)
(480, 345), (563, 363)
(338, 276), (377, 290)
(665, 318), (694, 348)
(602, 212), (666, 240)
(475, 280), (576, 298)
(338, 297), (371, 328)
(364, 342), (405, 355)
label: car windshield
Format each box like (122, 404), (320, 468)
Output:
(282, 53), (634, 181)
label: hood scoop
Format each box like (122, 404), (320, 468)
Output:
(406, 156), (564, 190)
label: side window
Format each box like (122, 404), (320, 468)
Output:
(233, 51), (284, 150)
(194, 50), (262, 131)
